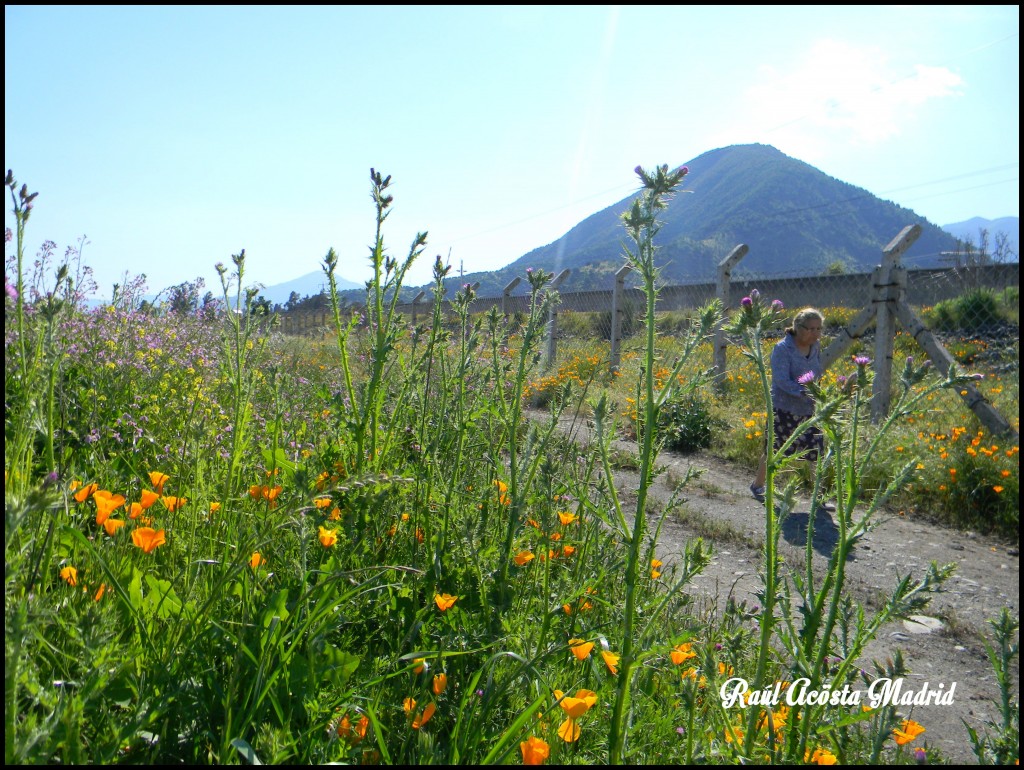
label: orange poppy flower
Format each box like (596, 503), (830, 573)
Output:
(520, 735), (550, 765)
(433, 673), (448, 695)
(94, 491), (126, 525)
(514, 551), (536, 566)
(94, 583), (106, 601)
(132, 527), (166, 554)
(128, 502), (144, 519)
(140, 489), (160, 509)
(59, 565), (78, 586)
(893, 719), (926, 745)
(161, 496), (187, 512)
(561, 688), (598, 720)
(73, 482), (99, 503)
(148, 471), (170, 494)
(337, 714), (369, 744)
(651, 559), (663, 579)
(434, 593), (458, 611)
(558, 511), (577, 526)
(557, 718), (581, 742)
(209, 501), (222, 514)
(568, 639), (594, 660)
(249, 484), (263, 500)
(103, 518), (126, 536)
(314, 497), (332, 509)
(318, 526), (338, 547)
(670, 643), (696, 665)
(403, 698), (436, 729)
(249, 552), (265, 568)
(602, 650), (620, 675)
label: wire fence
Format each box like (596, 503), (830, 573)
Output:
(277, 228), (1018, 436)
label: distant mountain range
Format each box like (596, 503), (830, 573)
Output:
(939, 216), (1018, 259)
(260, 144), (1019, 303)
(255, 270), (360, 306)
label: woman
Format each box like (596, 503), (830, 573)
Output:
(750, 307), (830, 506)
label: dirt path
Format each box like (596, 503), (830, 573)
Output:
(532, 409), (1019, 764)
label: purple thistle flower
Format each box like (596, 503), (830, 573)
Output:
(914, 747), (927, 764)
(771, 299), (784, 311)
(740, 296), (752, 308)
(854, 356), (871, 366)
(797, 371), (815, 385)
(749, 288), (760, 301)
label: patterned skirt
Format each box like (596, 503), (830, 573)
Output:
(772, 408), (824, 460)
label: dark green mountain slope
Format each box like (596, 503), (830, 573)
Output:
(442, 144), (960, 297)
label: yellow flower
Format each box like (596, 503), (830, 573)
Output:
(314, 497), (332, 509)
(568, 639), (594, 661)
(893, 719), (926, 745)
(318, 526), (338, 547)
(520, 735), (550, 765)
(670, 643), (696, 665)
(434, 593), (458, 611)
(651, 558), (663, 579)
(209, 501), (221, 514)
(131, 527), (166, 554)
(59, 565), (78, 586)
(601, 650), (620, 675)
(433, 673), (448, 695)
(558, 511), (577, 526)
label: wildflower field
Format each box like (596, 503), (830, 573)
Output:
(5, 167), (1019, 765)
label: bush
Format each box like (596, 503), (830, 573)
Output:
(925, 288), (1006, 333)
(656, 392), (725, 454)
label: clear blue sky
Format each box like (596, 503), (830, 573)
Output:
(4, 5), (1019, 299)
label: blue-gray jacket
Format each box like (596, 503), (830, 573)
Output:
(770, 333), (820, 416)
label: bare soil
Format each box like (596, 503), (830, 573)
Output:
(533, 410), (1019, 764)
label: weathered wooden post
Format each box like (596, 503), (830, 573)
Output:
(712, 244), (749, 392)
(544, 270), (570, 370)
(502, 277), (521, 318)
(609, 264), (632, 374)
(410, 290), (426, 324)
(872, 225), (920, 422)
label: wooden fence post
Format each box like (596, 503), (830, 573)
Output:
(609, 264), (632, 374)
(713, 244), (749, 392)
(410, 290), (426, 324)
(872, 225), (920, 422)
(544, 270), (570, 369)
(502, 277), (521, 318)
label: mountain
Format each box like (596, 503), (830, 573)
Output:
(940, 217), (1019, 261)
(257, 270), (361, 306)
(427, 144), (964, 297)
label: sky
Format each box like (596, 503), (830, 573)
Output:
(4, 5), (1019, 300)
